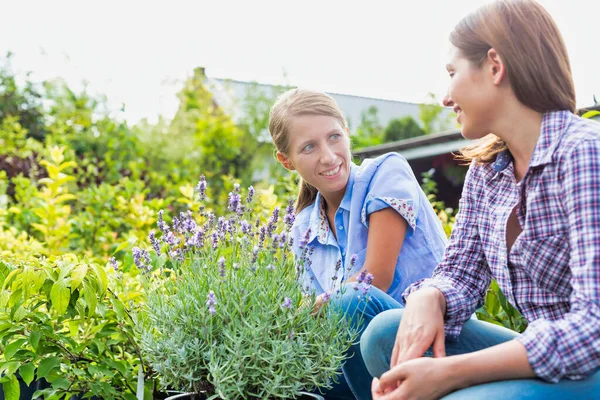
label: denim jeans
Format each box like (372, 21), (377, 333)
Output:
(360, 308), (600, 400)
(317, 286), (403, 400)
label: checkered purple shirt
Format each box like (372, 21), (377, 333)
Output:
(404, 110), (600, 383)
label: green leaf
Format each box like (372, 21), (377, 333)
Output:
(4, 338), (27, 360)
(50, 279), (70, 314)
(19, 363), (35, 386)
(49, 377), (70, 390)
(93, 263), (108, 293)
(1, 374), (20, 400)
(37, 357), (61, 379)
(71, 263), (88, 292)
(83, 282), (98, 317)
(30, 330), (42, 351)
(110, 296), (126, 320)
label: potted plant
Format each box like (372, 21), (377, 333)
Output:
(136, 178), (363, 399)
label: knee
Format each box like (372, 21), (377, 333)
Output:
(360, 309), (403, 378)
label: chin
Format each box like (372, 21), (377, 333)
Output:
(460, 124), (489, 141)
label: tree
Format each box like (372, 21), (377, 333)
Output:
(383, 116), (424, 142)
(351, 106), (384, 149)
(419, 92), (453, 134)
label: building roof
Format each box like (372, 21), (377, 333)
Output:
(205, 77), (453, 132)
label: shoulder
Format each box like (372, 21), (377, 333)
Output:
(355, 152), (413, 183)
(557, 115), (600, 159)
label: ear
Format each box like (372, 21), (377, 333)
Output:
(487, 48), (506, 86)
(276, 152), (295, 171)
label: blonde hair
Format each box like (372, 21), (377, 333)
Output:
(269, 89), (348, 213)
(454, 0), (576, 164)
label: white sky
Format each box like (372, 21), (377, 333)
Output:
(1, 0), (598, 124)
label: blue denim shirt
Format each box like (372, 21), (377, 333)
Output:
(291, 152), (447, 303)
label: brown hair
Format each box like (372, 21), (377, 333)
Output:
(269, 89), (348, 213)
(454, 0), (576, 163)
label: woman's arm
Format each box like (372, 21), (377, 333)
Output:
(347, 207), (408, 291)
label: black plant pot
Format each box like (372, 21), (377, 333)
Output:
(164, 391), (324, 400)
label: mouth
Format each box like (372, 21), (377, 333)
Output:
(320, 164), (342, 177)
(453, 105), (462, 116)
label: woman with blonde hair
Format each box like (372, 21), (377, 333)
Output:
(362, 0), (600, 399)
(269, 89), (447, 399)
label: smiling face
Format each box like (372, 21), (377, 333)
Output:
(277, 114), (351, 198)
(443, 46), (501, 140)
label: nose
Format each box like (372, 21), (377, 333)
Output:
(442, 93), (454, 107)
(320, 145), (337, 165)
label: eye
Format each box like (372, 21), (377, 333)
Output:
(330, 133), (342, 140)
(302, 143), (315, 153)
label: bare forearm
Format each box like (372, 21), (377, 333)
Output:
(446, 339), (535, 390)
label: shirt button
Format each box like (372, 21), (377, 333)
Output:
(338, 226), (344, 231)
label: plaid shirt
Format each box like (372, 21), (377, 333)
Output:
(404, 110), (600, 383)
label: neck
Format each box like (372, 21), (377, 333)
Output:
(320, 188), (346, 213)
(492, 103), (543, 173)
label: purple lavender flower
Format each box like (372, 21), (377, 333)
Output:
(211, 232), (219, 250)
(258, 226), (267, 248)
(272, 234), (280, 250)
(241, 220), (252, 235)
(157, 210), (169, 233)
(171, 215), (183, 234)
(233, 263), (239, 270)
(196, 175), (207, 201)
(132, 247), (151, 273)
(299, 228), (311, 249)
(279, 232), (287, 248)
(228, 191), (241, 214)
(350, 254), (358, 269)
(246, 186), (255, 204)
(322, 292), (331, 304)
(206, 290), (217, 314)
(284, 200), (295, 229)
(163, 231), (180, 247)
(187, 228), (205, 248)
(149, 231), (161, 256)
(365, 273), (374, 286)
(181, 211), (196, 234)
(109, 257), (118, 272)
(207, 212), (215, 228)
(266, 264), (275, 271)
(357, 270), (367, 284)
(251, 246), (259, 264)
(282, 297), (292, 309)
(266, 207), (280, 237)
(218, 256), (226, 277)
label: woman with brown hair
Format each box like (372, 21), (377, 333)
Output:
(361, 0), (600, 398)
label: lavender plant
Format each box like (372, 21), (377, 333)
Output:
(137, 181), (360, 399)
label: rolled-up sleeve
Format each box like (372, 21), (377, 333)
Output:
(403, 162), (492, 337)
(515, 140), (600, 382)
(360, 154), (420, 236)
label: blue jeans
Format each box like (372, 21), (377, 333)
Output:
(360, 308), (600, 399)
(318, 286), (403, 400)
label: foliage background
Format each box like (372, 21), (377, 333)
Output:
(0, 52), (542, 399)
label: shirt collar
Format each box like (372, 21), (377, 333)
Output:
(490, 110), (571, 173)
(308, 164), (356, 245)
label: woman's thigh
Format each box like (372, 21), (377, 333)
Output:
(360, 309), (519, 377)
(442, 369), (600, 400)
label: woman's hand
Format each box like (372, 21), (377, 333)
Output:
(390, 287), (447, 367)
(372, 357), (457, 400)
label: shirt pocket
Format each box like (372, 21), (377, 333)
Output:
(513, 234), (571, 297)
